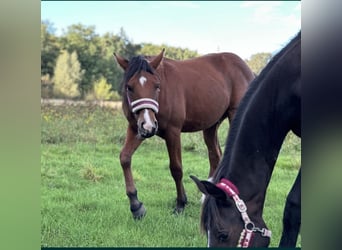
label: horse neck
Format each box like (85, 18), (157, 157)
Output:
(220, 35), (300, 211)
(221, 79), (297, 215)
(230, 98), (288, 205)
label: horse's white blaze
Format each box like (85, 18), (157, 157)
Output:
(139, 76), (147, 86)
(143, 109), (154, 131)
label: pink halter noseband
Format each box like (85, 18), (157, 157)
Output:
(126, 90), (159, 114)
(130, 98), (159, 114)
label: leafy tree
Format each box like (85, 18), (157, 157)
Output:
(53, 50), (84, 99)
(60, 24), (102, 96)
(138, 43), (199, 60)
(98, 32), (130, 93)
(59, 25), (140, 96)
(245, 52), (272, 75)
(41, 20), (60, 79)
(118, 27), (141, 58)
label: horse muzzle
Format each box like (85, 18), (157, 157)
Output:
(137, 109), (158, 138)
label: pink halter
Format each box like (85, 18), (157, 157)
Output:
(216, 178), (272, 248)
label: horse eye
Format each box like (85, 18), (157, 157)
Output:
(127, 85), (133, 93)
(218, 232), (229, 242)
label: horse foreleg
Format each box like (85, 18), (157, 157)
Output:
(279, 169), (301, 247)
(120, 125), (145, 219)
(203, 124), (222, 177)
(165, 130), (187, 214)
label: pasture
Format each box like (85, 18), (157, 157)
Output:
(41, 104), (301, 247)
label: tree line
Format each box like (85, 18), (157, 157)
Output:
(41, 20), (271, 100)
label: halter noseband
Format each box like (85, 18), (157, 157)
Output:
(216, 178), (272, 248)
(126, 89), (159, 114)
(131, 98), (159, 114)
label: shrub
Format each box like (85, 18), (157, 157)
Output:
(93, 77), (113, 101)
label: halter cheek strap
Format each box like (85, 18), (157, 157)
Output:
(216, 178), (272, 248)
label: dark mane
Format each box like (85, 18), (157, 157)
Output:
(119, 55), (155, 94)
(212, 31), (301, 183)
(200, 196), (225, 233)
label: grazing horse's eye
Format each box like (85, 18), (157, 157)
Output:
(218, 232), (229, 242)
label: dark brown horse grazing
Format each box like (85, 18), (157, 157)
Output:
(191, 31), (301, 247)
(114, 50), (254, 219)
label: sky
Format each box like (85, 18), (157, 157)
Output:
(41, 1), (301, 59)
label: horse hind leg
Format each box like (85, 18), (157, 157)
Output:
(279, 169), (301, 247)
(120, 126), (146, 219)
(203, 123), (222, 177)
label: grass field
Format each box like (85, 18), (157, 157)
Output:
(41, 104), (301, 247)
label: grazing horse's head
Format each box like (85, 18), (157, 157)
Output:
(191, 176), (271, 247)
(114, 49), (165, 138)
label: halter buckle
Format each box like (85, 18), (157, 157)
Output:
(236, 199), (247, 212)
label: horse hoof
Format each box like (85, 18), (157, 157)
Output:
(132, 203), (146, 220)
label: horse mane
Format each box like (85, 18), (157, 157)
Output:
(200, 196), (226, 233)
(212, 31), (301, 183)
(119, 55), (156, 94)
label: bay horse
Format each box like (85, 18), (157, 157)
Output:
(191, 31), (301, 247)
(114, 50), (255, 219)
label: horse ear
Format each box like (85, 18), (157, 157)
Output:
(190, 175), (227, 200)
(113, 53), (129, 70)
(149, 48), (165, 70)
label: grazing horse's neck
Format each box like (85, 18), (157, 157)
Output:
(226, 83), (290, 206)
(217, 34), (301, 213)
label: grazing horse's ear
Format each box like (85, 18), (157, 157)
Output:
(149, 48), (165, 70)
(113, 53), (129, 70)
(190, 175), (227, 200)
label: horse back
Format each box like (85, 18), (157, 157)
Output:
(155, 53), (254, 131)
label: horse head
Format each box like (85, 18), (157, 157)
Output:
(190, 175), (271, 247)
(114, 49), (165, 138)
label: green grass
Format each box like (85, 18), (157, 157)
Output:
(41, 104), (301, 247)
